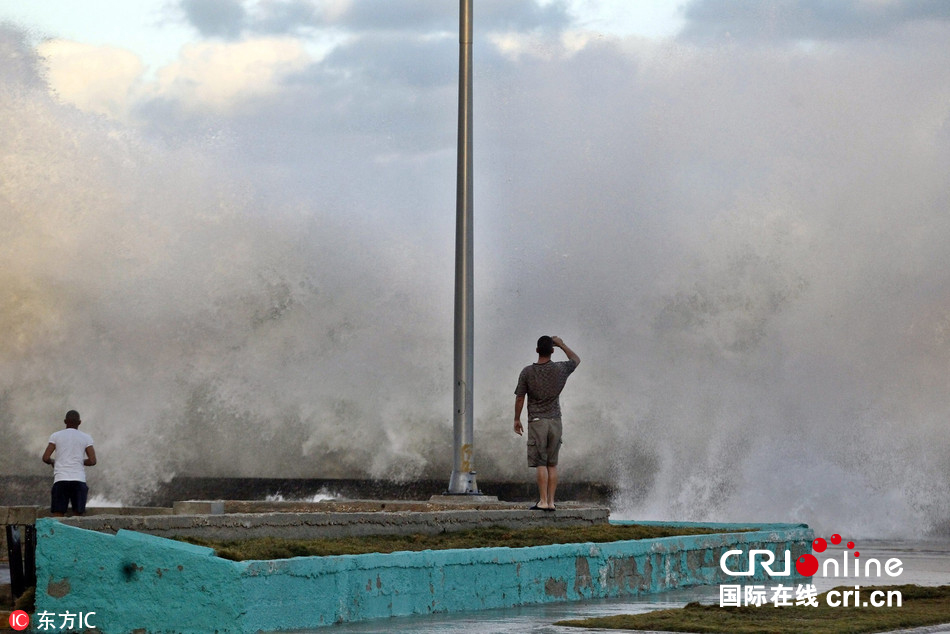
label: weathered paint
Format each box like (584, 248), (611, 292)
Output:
(34, 518), (812, 633)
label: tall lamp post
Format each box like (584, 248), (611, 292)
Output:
(447, 0), (479, 495)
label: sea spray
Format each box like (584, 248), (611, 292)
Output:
(2, 24), (950, 536)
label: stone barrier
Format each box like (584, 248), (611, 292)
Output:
(34, 517), (813, 633)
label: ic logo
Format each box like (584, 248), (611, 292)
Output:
(8, 610), (29, 631)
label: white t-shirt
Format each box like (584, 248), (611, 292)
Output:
(48, 428), (94, 483)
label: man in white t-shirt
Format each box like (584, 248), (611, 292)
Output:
(42, 410), (97, 516)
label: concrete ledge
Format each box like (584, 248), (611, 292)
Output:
(0, 506), (45, 526)
(170, 498), (551, 515)
(1, 506), (174, 557)
(0, 505), (175, 523)
(428, 494), (500, 504)
(35, 518), (813, 633)
(57, 505), (611, 540)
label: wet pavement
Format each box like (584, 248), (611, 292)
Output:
(298, 584), (722, 634)
(320, 538), (950, 634)
(812, 539), (950, 591)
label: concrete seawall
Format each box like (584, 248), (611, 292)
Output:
(34, 517), (813, 633)
(0, 476), (616, 507)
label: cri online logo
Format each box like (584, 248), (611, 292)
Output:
(9, 610), (29, 631)
(721, 533), (903, 579)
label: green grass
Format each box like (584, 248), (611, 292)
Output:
(557, 584), (950, 633)
(177, 523), (740, 561)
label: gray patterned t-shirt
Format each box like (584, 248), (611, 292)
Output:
(515, 359), (578, 420)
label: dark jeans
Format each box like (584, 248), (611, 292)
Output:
(51, 480), (89, 514)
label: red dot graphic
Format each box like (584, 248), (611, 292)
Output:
(830, 534), (842, 545)
(812, 538), (827, 553)
(795, 554), (820, 577)
(855, 552), (860, 557)
(847, 541), (855, 549)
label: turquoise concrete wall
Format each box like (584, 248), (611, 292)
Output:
(34, 518), (813, 633)
(34, 521), (242, 633)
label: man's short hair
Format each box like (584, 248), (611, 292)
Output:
(65, 410), (81, 424)
(537, 335), (554, 357)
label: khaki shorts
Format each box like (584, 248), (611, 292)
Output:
(527, 417), (562, 467)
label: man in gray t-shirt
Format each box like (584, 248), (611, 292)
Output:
(514, 335), (580, 511)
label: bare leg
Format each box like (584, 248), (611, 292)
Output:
(547, 466), (558, 509)
(536, 467), (550, 508)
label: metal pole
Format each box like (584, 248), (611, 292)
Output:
(447, 0), (479, 494)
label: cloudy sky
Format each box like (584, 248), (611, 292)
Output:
(3, 1), (950, 536)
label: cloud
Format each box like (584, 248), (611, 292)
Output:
(680, 0), (950, 43)
(37, 40), (144, 120)
(150, 37), (311, 111)
(32, 36), (314, 118)
(178, 0), (574, 38)
(318, 32), (456, 87)
(321, 0), (574, 34)
(181, 0), (247, 38)
(32, 0), (578, 124)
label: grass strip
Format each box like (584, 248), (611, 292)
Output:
(177, 523), (741, 561)
(557, 584), (950, 633)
